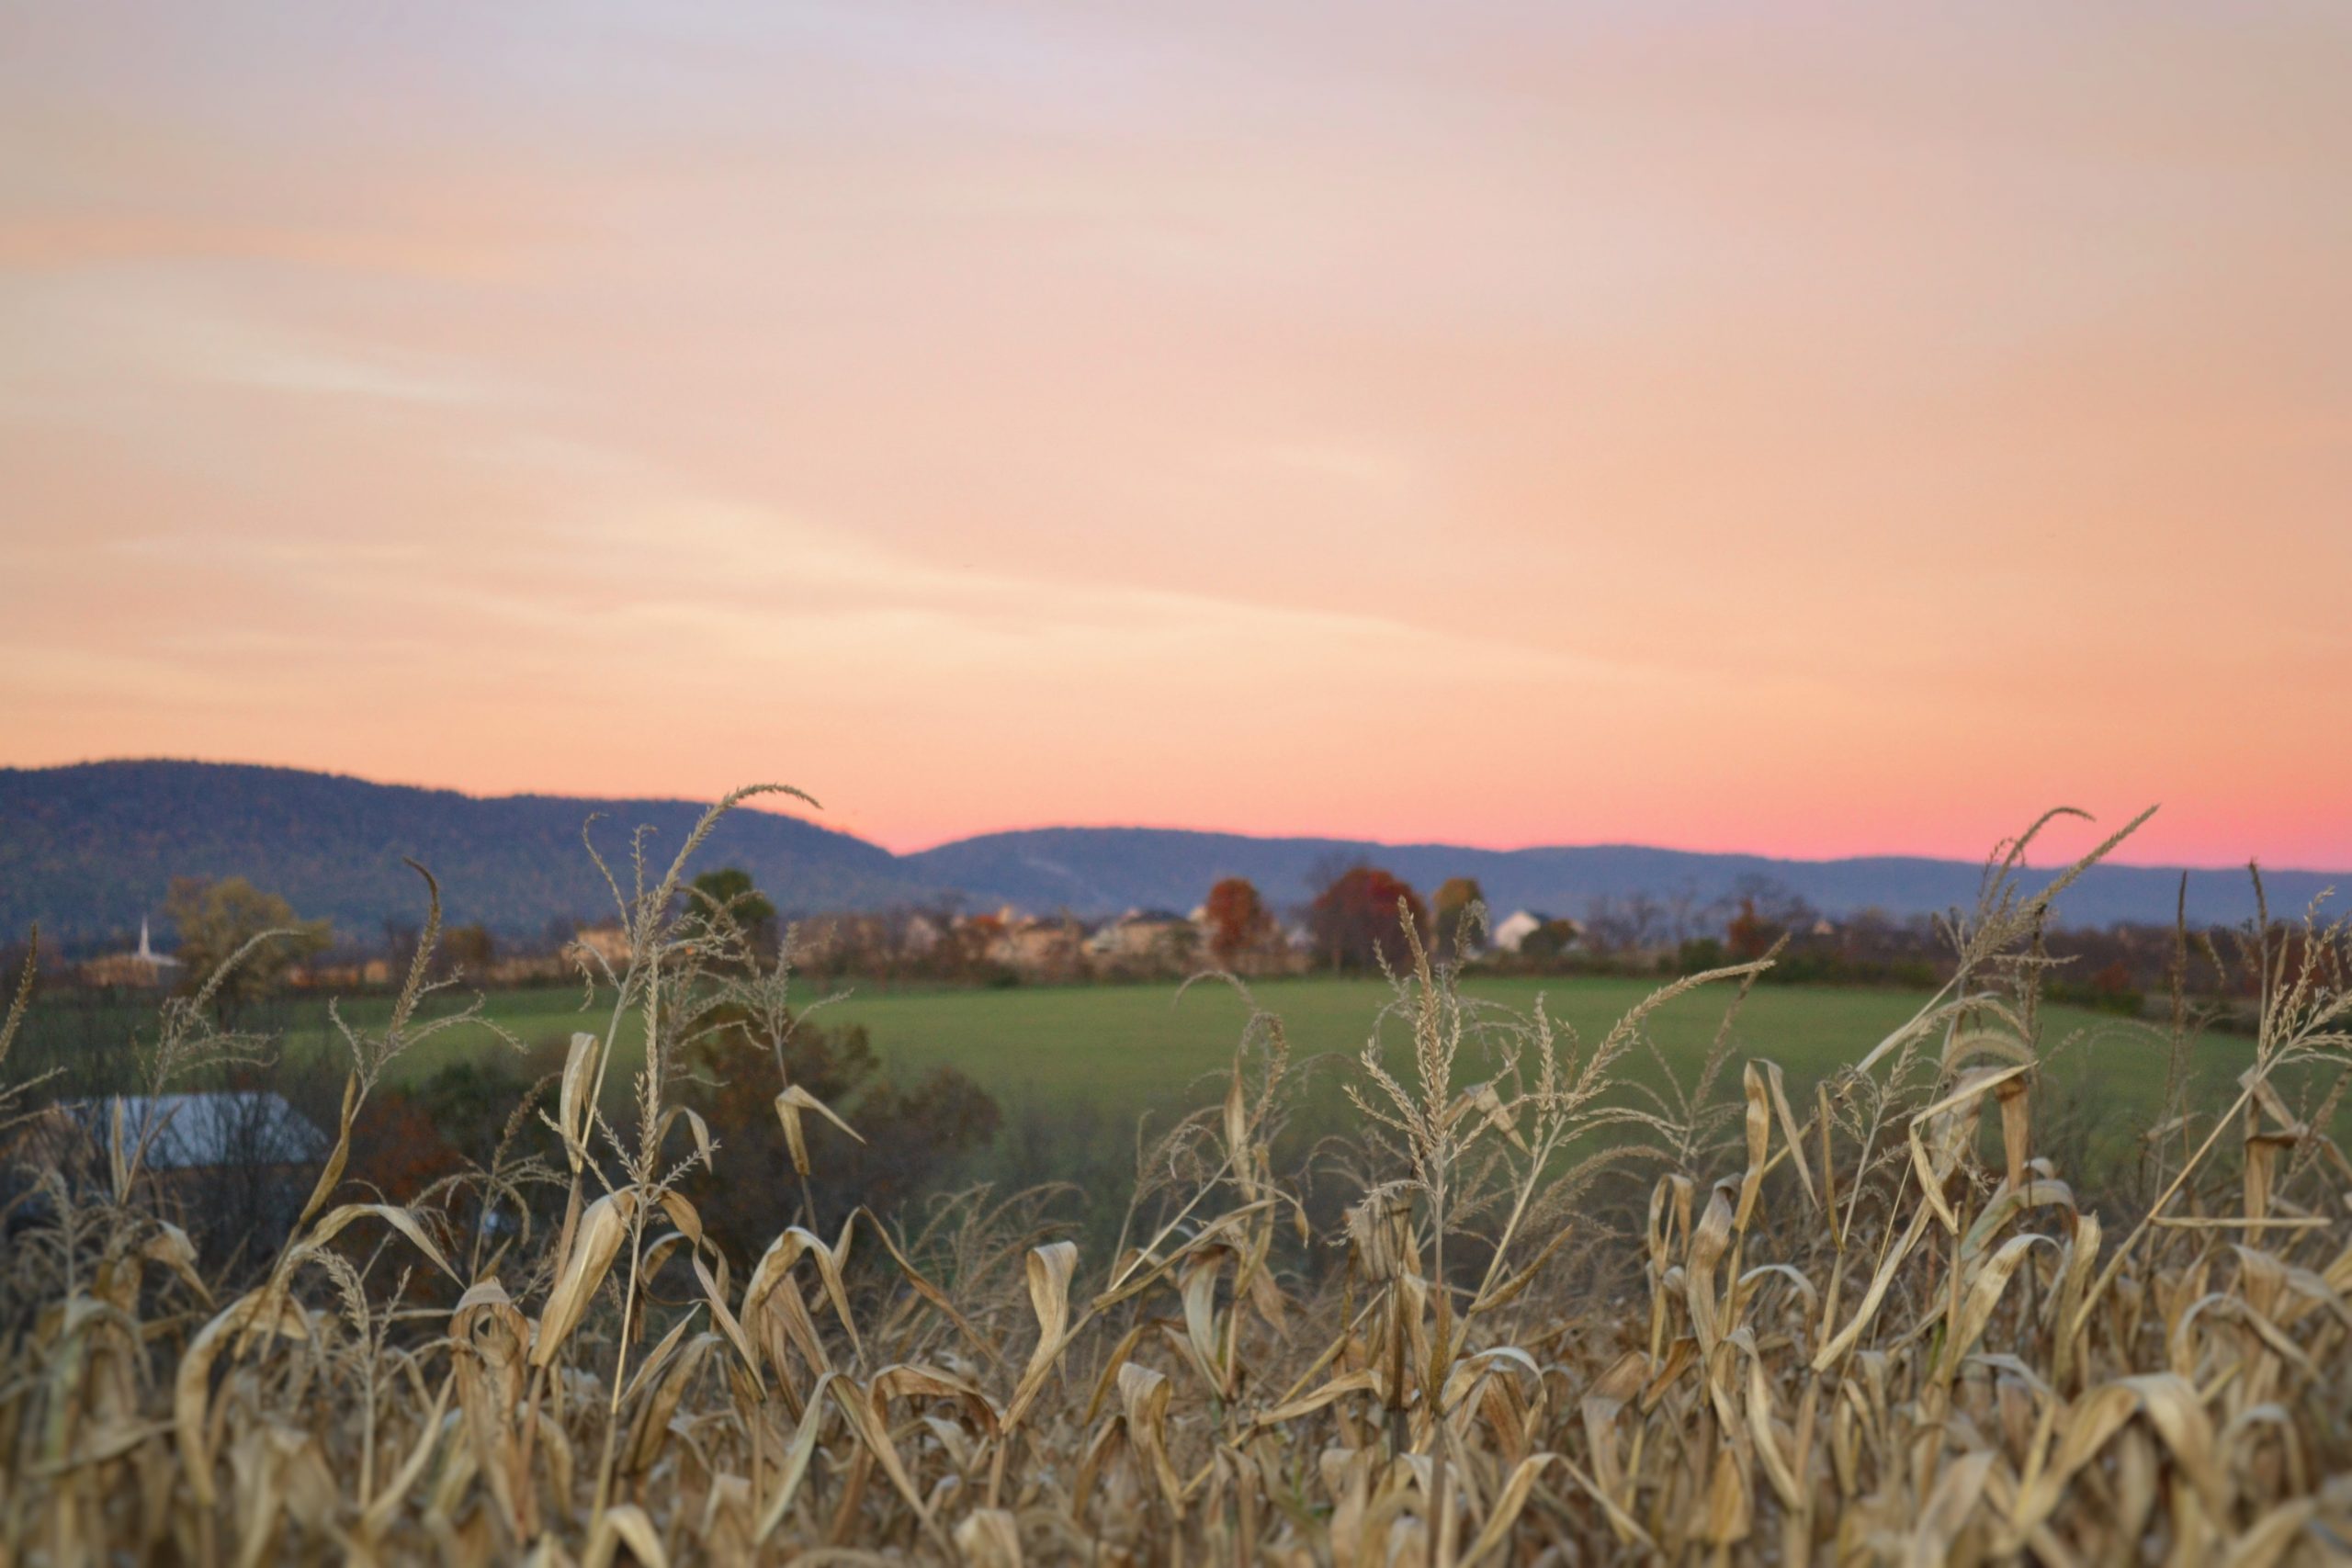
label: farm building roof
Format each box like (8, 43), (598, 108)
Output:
(46, 1092), (332, 1170)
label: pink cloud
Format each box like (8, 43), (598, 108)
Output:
(3, 3), (2347, 869)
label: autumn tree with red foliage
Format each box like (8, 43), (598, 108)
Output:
(1308, 865), (1430, 972)
(1725, 897), (1779, 962)
(1202, 876), (1275, 965)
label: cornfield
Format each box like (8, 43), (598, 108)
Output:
(4, 795), (2349, 1565)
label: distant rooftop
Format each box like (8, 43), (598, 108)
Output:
(44, 1093), (330, 1170)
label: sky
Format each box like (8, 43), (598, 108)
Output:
(2, 3), (2347, 867)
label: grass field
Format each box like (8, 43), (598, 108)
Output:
(33, 971), (2254, 1180)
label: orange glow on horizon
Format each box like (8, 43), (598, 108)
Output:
(3, 6), (2347, 871)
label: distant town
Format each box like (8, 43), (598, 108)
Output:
(56, 857), (2190, 1020)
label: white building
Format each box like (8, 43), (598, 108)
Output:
(1488, 910), (1546, 954)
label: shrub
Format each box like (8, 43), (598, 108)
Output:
(679, 1015), (1001, 1257)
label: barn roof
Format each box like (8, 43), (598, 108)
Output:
(49, 1093), (331, 1170)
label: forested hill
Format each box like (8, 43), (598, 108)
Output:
(905, 827), (2341, 934)
(4, 761), (2339, 947)
(0, 761), (938, 948)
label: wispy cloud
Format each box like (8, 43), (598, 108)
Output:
(3, 2), (2347, 863)
(1, 276), (522, 411)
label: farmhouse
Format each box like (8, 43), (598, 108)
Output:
(1487, 910), (1547, 954)
(1084, 909), (1197, 966)
(989, 915), (1085, 978)
(900, 913), (943, 956)
(571, 924), (634, 969)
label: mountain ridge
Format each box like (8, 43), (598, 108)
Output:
(901, 825), (2336, 934)
(3, 760), (2338, 947)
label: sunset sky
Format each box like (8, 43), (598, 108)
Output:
(3, 3), (2347, 866)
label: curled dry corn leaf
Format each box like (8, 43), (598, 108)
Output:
(532, 1190), (638, 1368)
(557, 1032), (600, 1171)
(175, 1289), (313, 1507)
(1753, 1058), (1816, 1207)
(1003, 1239), (1079, 1431)
(1114, 1361), (1183, 1510)
(741, 1222), (863, 1363)
(304, 1201), (461, 1281)
(871, 1361), (1001, 1436)
(954, 1506), (1023, 1568)
(774, 1082), (863, 1176)
(581, 1503), (667, 1568)
(1177, 1245), (1231, 1397)
(1950, 1231), (2060, 1367)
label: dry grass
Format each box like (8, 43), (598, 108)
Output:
(4, 797), (2350, 1564)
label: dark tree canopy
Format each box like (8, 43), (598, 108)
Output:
(1433, 876), (1485, 959)
(691, 866), (779, 964)
(1308, 865), (1429, 972)
(442, 922), (495, 976)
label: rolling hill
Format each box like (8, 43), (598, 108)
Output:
(0, 761), (939, 948)
(2, 761), (2338, 947)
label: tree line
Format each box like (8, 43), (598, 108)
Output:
(17, 861), (2263, 1020)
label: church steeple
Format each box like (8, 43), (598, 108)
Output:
(132, 919), (178, 969)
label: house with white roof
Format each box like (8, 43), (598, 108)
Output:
(1487, 910), (1547, 954)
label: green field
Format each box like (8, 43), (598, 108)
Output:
(28, 974), (2280, 1184)
(81, 973), (2243, 1155)
(736, 976), (2187, 1133)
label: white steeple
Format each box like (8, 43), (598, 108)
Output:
(135, 919), (181, 968)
